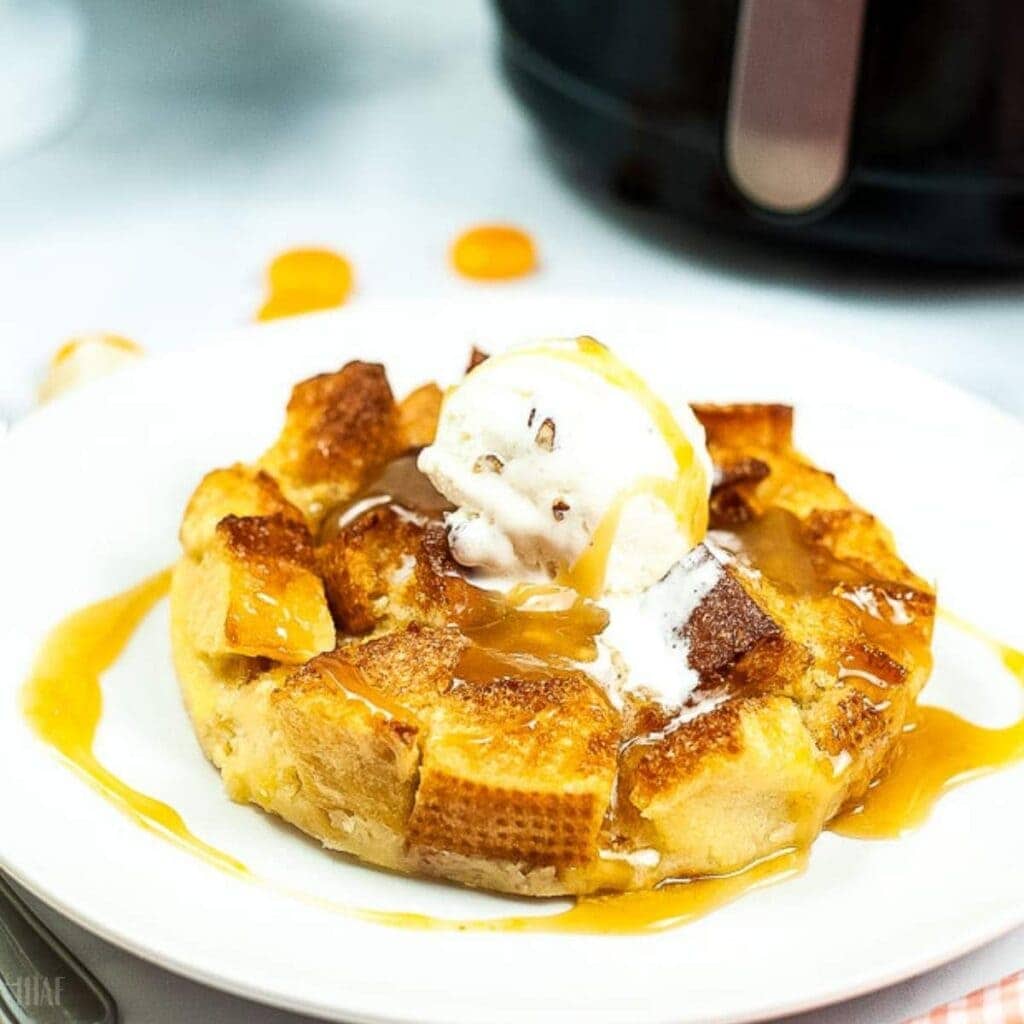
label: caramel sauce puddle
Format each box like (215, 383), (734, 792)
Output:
(20, 573), (1024, 934)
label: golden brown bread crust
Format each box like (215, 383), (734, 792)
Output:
(695, 402), (794, 451)
(184, 511), (334, 665)
(171, 361), (935, 895)
(180, 464), (306, 556)
(273, 650), (422, 836)
(408, 660), (617, 869)
(260, 362), (405, 521)
(317, 504), (426, 633)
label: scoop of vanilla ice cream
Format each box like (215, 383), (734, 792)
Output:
(417, 338), (712, 596)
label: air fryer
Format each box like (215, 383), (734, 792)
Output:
(494, 0), (1024, 266)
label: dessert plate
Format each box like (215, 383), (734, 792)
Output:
(1, 296), (1022, 1024)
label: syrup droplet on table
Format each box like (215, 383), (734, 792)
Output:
(450, 224), (537, 280)
(257, 247), (354, 321)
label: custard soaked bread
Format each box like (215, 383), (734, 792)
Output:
(171, 350), (934, 896)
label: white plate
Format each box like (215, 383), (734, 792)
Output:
(1, 297), (1023, 1024)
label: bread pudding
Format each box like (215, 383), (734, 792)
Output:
(170, 338), (935, 896)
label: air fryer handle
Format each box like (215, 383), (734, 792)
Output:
(725, 0), (867, 214)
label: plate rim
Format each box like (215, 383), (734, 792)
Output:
(3, 854), (1023, 1024)
(2, 295), (1023, 1024)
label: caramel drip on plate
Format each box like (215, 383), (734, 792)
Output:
(831, 611), (1024, 839)
(483, 847), (807, 933)
(21, 569), (247, 876)
(479, 337), (708, 597)
(350, 848), (807, 935)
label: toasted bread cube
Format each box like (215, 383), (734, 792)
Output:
(801, 640), (922, 806)
(683, 545), (811, 689)
(341, 630), (617, 869)
(318, 504), (426, 634)
(635, 544), (810, 696)
(319, 509), (487, 635)
(189, 514), (334, 663)
(747, 459), (851, 520)
(804, 507), (934, 596)
(408, 656), (619, 868)
(623, 695), (834, 874)
(398, 382), (443, 449)
(260, 361), (405, 520)
(695, 404), (852, 525)
(180, 464), (305, 557)
(273, 652), (421, 833)
(413, 522), (490, 622)
(693, 403), (793, 451)
(341, 623), (468, 715)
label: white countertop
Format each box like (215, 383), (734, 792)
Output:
(2, 1), (1022, 1021)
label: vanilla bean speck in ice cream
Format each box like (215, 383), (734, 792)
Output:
(417, 337), (712, 598)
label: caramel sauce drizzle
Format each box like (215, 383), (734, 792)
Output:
(831, 611), (1024, 839)
(458, 583), (609, 666)
(558, 474), (687, 601)
(21, 570), (247, 877)
(487, 847), (807, 933)
(21, 543), (1024, 932)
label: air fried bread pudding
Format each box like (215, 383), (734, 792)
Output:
(171, 337), (935, 896)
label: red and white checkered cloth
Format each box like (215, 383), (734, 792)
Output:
(904, 971), (1024, 1023)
